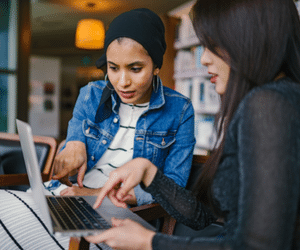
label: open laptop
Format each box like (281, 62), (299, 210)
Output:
(16, 119), (155, 237)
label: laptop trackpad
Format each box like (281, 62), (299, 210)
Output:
(83, 196), (156, 231)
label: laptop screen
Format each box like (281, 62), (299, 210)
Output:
(16, 119), (53, 233)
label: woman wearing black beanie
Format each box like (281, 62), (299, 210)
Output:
(52, 7), (195, 208)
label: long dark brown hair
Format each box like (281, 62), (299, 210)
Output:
(191, 0), (300, 216)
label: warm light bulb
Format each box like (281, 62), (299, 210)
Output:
(75, 19), (105, 50)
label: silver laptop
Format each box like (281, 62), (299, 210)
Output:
(16, 119), (155, 237)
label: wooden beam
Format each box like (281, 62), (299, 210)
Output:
(159, 15), (179, 90)
(17, 0), (31, 122)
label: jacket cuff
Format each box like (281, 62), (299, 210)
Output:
(134, 184), (154, 206)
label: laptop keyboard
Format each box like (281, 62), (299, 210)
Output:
(47, 196), (111, 230)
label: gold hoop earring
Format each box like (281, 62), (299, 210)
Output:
(152, 75), (159, 93)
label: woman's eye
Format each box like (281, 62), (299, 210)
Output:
(131, 67), (142, 73)
(109, 66), (118, 71)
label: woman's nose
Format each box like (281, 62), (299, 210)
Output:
(200, 48), (211, 67)
(118, 71), (131, 88)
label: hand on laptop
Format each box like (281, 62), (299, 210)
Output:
(52, 141), (87, 187)
(93, 157), (157, 209)
(60, 186), (102, 196)
(85, 217), (155, 250)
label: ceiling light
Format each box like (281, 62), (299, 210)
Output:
(75, 19), (105, 50)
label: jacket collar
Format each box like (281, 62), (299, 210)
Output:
(95, 78), (165, 123)
(148, 77), (165, 110)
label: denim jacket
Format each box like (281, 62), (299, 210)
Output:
(59, 78), (195, 206)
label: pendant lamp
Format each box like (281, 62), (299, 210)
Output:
(75, 19), (105, 50)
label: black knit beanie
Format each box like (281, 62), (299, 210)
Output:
(96, 8), (166, 69)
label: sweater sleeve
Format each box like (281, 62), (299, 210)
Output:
(144, 169), (216, 230)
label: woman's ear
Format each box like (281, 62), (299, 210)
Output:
(154, 68), (160, 75)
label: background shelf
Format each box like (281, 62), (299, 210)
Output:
(174, 67), (210, 79)
(174, 36), (200, 50)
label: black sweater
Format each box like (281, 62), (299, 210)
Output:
(144, 77), (300, 249)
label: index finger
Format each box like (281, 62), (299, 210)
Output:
(52, 167), (71, 181)
(93, 175), (123, 209)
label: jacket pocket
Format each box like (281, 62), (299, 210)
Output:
(82, 119), (110, 162)
(146, 133), (176, 168)
(83, 119), (102, 140)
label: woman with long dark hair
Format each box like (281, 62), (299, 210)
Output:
(85, 0), (300, 249)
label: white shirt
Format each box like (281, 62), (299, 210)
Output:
(82, 102), (149, 188)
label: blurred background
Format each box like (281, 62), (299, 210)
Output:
(1, 0), (223, 155)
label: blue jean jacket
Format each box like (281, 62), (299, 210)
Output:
(56, 79), (195, 206)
